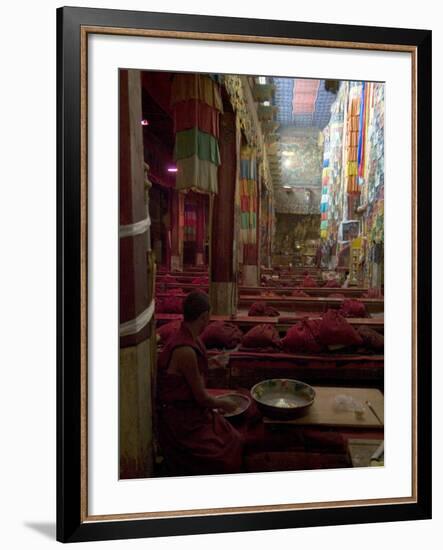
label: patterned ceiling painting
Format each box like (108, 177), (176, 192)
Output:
(274, 78), (337, 129)
(267, 77), (339, 214)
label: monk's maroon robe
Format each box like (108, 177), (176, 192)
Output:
(156, 323), (243, 475)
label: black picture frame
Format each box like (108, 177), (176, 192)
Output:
(57, 6), (432, 543)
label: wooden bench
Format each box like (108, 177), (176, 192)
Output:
(238, 295), (384, 314)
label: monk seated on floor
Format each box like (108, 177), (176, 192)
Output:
(155, 290), (244, 476)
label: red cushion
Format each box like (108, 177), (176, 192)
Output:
(357, 326), (384, 351)
(339, 299), (368, 318)
(248, 302), (280, 317)
(158, 296), (183, 314)
(156, 320), (181, 344)
(241, 324), (281, 350)
(281, 320), (323, 353)
(201, 321), (243, 349)
(318, 310), (363, 346)
(305, 318), (322, 343)
(302, 275), (318, 287)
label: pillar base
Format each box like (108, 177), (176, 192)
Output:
(243, 265), (259, 287)
(171, 255), (182, 272)
(210, 282), (237, 316)
(119, 336), (154, 479)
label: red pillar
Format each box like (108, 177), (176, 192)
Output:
(195, 193), (206, 266)
(170, 190), (184, 271)
(119, 69), (154, 479)
(210, 111), (238, 315)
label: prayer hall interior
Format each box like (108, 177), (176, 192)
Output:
(119, 70), (385, 479)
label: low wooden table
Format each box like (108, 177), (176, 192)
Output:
(155, 313), (384, 332)
(347, 438), (384, 467)
(262, 387), (384, 429)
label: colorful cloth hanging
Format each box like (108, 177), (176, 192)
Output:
(174, 127), (220, 164)
(171, 73), (223, 112)
(173, 99), (220, 138)
(184, 202), (197, 241)
(345, 91), (361, 194)
(239, 146), (258, 245)
(171, 74), (222, 194)
(175, 155), (218, 194)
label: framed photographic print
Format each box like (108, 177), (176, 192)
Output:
(57, 6), (432, 543)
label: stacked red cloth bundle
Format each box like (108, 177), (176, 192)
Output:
(167, 288), (187, 296)
(156, 296), (183, 314)
(281, 319), (324, 353)
(291, 289), (309, 297)
(191, 276), (209, 285)
(201, 321), (243, 350)
(240, 324), (281, 351)
(318, 309), (363, 347)
(159, 274), (178, 284)
(339, 299), (369, 318)
(302, 275), (318, 287)
(357, 326), (384, 351)
(248, 302), (280, 317)
(156, 320), (182, 345)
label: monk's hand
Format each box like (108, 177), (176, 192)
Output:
(216, 397), (237, 414)
(208, 353), (230, 370)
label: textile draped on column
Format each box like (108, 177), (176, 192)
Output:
(240, 146), (258, 245)
(345, 87), (362, 194)
(320, 127), (331, 239)
(171, 74), (223, 194)
(184, 201), (197, 241)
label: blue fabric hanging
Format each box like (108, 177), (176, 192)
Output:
(357, 82), (365, 183)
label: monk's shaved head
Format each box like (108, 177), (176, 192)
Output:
(183, 291), (210, 322)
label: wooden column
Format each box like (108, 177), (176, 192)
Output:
(170, 190), (184, 271)
(119, 69), (155, 479)
(210, 111), (238, 315)
(195, 194), (206, 266)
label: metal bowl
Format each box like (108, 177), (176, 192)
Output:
(250, 379), (315, 419)
(215, 392), (251, 418)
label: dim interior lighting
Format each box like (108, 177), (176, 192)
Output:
(263, 101), (270, 106)
(167, 167), (178, 173)
(282, 151), (295, 157)
(141, 119), (149, 126)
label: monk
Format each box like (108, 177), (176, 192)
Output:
(156, 291), (244, 476)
